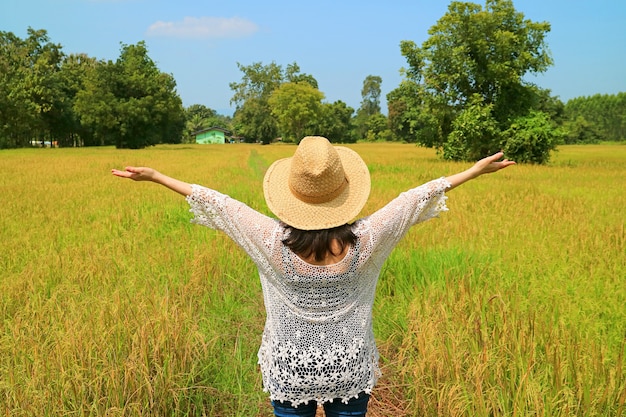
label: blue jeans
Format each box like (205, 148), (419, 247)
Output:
(271, 392), (370, 417)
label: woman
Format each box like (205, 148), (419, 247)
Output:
(112, 136), (515, 417)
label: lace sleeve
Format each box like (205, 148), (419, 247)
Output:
(186, 184), (280, 264)
(360, 177), (451, 251)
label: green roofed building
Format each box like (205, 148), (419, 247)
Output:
(193, 127), (232, 144)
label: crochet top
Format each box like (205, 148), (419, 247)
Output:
(186, 177), (450, 406)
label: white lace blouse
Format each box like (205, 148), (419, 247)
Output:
(186, 177), (451, 406)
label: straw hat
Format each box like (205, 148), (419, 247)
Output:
(263, 136), (370, 230)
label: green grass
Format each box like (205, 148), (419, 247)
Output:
(0, 143), (624, 416)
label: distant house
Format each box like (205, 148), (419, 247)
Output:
(193, 127), (232, 144)
(30, 140), (58, 148)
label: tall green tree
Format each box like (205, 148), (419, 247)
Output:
(230, 62), (284, 106)
(73, 58), (118, 146)
(230, 62), (283, 144)
(391, 0), (560, 163)
(0, 28), (65, 148)
(354, 75), (383, 139)
(269, 82), (324, 143)
(75, 42), (184, 148)
(359, 75), (382, 117)
(0, 30), (33, 148)
(230, 61), (316, 144)
(387, 78), (438, 144)
(56, 53), (97, 147)
(285, 62), (319, 89)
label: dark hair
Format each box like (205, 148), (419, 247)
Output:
(282, 224), (356, 263)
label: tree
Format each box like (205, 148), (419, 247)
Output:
(395, 0), (558, 163)
(186, 104), (216, 122)
(0, 28), (65, 148)
(316, 101), (356, 143)
(232, 97), (279, 144)
(230, 62), (283, 144)
(364, 114), (392, 142)
(444, 94), (500, 160)
(387, 78), (437, 143)
(285, 62), (319, 89)
(269, 82), (324, 143)
(54, 53), (96, 147)
(75, 42), (184, 148)
(230, 61), (316, 144)
(359, 75), (382, 117)
(73, 59), (118, 146)
(354, 75), (383, 139)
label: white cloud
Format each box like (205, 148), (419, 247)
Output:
(146, 17), (259, 39)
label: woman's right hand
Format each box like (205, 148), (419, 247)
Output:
(471, 152), (516, 177)
(111, 166), (192, 196)
(111, 167), (157, 182)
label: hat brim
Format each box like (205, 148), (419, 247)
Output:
(263, 146), (370, 230)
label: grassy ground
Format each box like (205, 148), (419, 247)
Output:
(0, 143), (624, 416)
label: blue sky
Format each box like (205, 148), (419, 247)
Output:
(3, 0), (625, 115)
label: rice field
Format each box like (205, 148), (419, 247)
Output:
(0, 143), (624, 416)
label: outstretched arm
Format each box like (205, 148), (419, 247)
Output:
(445, 152), (515, 191)
(111, 167), (192, 196)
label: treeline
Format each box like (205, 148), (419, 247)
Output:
(0, 29), (187, 149)
(563, 93), (626, 143)
(0, 27), (373, 149)
(0, 28), (233, 149)
(2, 0), (624, 161)
(228, 0), (625, 165)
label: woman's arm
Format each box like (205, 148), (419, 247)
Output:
(445, 152), (515, 191)
(111, 167), (192, 196)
